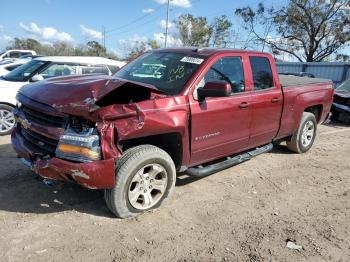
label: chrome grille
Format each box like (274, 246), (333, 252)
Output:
(21, 105), (68, 128)
(21, 127), (59, 156)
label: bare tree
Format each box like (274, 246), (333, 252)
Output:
(235, 0), (350, 62)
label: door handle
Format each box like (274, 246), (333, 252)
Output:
(271, 97), (280, 103)
(239, 102), (249, 108)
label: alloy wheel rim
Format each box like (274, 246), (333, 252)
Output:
(301, 120), (315, 147)
(0, 109), (15, 134)
(128, 163), (168, 210)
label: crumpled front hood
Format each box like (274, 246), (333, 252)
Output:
(18, 74), (162, 115)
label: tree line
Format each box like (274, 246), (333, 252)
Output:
(5, 0), (350, 62)
(6, 38), (120, 60)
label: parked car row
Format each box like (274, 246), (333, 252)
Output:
(0, 54), (126, 135)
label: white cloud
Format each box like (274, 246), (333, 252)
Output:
(0, 25), (4, 32)
(118, 34), (149, 46)
(154, 0), (191, 8)
(142, 8), (155, 13)
(0, 35), (12, 50)
(19, 22), (73, 42)
(153, 32), (182, 47)
(80, 25), (102, 40)
(159, 19), (175, 29)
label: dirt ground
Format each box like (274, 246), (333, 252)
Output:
(0, 123), (349, 262)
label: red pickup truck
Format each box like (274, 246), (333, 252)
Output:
(12, 48), (334, 218)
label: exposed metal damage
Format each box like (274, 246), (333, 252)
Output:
(13, 74), (190, 189)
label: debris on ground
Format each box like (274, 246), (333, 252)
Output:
(35, 249), (47, 254)
(42, 179), (54, 186)
(286, 240), (303, 250)
(53, 199), (63, 205)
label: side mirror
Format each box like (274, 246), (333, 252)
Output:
(31, 74), (44, 82)
(197, 81), (231, 101)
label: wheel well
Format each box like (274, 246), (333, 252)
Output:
(119, 133), (183, 169)
(0, 102), (15, 108)
(304, 105), (323, 123)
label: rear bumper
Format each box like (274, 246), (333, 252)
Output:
(11, 125), (116, 189)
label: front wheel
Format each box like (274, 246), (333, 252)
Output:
(0, 104), (16, 136)
(104, 145), (176, 218)
(287, 112), (317, 153)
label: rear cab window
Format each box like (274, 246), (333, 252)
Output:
(249, 56), (274, 90)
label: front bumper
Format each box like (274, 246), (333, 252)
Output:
(12, 125), (116, 189)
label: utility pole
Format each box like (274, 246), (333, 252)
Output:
(165, 0), (170, 48)
(102, 25), (106, 51)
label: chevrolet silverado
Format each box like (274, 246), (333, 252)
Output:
(12, 48), (334, 218)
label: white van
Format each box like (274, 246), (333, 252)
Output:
(0, 56), (126, 135)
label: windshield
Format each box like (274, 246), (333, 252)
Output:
(115, 52), (205, 95)
(2, 59), (46, 81)
(336, 79), (350, 93)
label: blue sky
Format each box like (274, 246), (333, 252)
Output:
(1, 0), (348, 59)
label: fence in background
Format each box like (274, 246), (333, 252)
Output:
(276, 62), (350, 86)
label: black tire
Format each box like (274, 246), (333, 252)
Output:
(0, 104), (15, 136)
(287, 112), (317, 153)
(104, 145), (176, 218)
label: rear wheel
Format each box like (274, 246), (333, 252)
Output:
(0, 104), (15, 136)
(287, 112), (317, 153)
(104, 145), (176, 218)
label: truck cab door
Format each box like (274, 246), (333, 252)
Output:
(189, 55), (252, 166)
(247, 56), (283, 147)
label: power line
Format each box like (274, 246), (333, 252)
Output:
(106, 5), (164, 34)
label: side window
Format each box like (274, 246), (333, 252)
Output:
(81, 65), (110, 75)
(40, 63), (79, 79)
(108, 65), (120, 74)
(9, 52), (21, 58)
(200, 56), (245, 94)
(249, 56), (274, 90)
(20, 52), (32, 57)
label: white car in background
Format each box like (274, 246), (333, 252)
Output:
(0, 56), (126, 135)
(0, 50), (37, 61)
(0, 58), (31, 77)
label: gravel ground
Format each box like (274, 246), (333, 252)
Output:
(0, 123), (349, 262)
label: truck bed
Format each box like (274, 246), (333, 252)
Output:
(279, 74), (332, 88)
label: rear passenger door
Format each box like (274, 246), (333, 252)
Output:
(248, 56), (283, 147)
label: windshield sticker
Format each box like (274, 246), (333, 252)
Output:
(180, 57), (204, 64)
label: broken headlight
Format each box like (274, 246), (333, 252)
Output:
(55, 117), (101, 162)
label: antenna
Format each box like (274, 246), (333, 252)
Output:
(165, 0), (170, 48)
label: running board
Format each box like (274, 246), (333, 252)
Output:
(186, 143), (273, 177)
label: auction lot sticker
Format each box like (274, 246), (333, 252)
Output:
(180, 57), (204, 64)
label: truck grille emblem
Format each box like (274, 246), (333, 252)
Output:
(20, 118), (32, 129)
